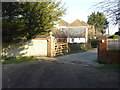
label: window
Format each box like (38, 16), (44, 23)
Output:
(72, 38), (74, 42)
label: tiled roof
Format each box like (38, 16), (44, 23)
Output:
(81, 21), (89, 26)
(52, 28), (67, 38)
(68, 19), (87, 27)
(58, 19), (69, 26)
(61, 27), (86, 38)
(35, 28), (67, 38)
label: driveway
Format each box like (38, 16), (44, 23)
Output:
(56, 48), (98, 66)
(2, 48), (120, 88)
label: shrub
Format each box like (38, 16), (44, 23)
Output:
(89, 39), (99, 48)
(108, 35), (119, 39)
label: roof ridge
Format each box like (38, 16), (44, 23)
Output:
(58, 19), (69, 26)
(68, 19), (86, 27)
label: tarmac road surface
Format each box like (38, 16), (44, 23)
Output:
(2, 48), (120, 88)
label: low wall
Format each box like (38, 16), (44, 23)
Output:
(2, 37), (69, 57)
(2, 39), (48, 57)
(98, 37), (120, 64)
(56, 38), (67, 43)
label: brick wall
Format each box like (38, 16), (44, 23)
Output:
(98, 37), (120, 64)
(55, 38), (67, 43)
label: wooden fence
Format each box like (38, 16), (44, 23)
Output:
(54, 43), (68, 56)
(107, 39), (120, 50)
(54, 38), (68, 56)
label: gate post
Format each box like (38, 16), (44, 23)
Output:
(47, 32), (55, 57)
(98, 37), (107, 63)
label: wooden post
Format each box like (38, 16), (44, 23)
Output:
(47, 32), (55, 57)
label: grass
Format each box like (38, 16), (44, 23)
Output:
(104, 64), (120, 69)
(108, 35), (119, 39)
(1, 56), (39, 64)
(98, 61), (120, 69)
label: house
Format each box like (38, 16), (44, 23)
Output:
(60, 27), (88, 43)
(55, 19), (95, 43)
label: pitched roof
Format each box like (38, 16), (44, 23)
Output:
(61, 27), (86, 38)
(52, 28), (67, 38)
(58, 19), (69, 26)
(81, 21), (89, 26)
(68, 19), (88, 27)
(35, 28), (67, 38)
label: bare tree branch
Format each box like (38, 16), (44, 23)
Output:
(93, 0), (120, 25)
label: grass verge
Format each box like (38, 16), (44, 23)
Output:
(102, 64), (120, 69)
(98, 62), (120, 69)
(0, 56), (39, 64)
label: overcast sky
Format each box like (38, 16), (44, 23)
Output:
(60, 0), (118, 35)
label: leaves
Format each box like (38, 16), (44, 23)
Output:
(87, 12), (109, 35)
(2, 2), (66, 46)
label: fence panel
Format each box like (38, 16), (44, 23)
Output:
(107, 39), (120, 50)
(54, 43), (68, 56)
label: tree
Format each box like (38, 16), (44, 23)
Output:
(2, 2), (66, 45)
(94, 0), (120, 25)
(87, 12), (108, 37)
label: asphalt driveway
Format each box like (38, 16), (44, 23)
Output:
(2, 48), (120, 88)
(56, 48), (98, 66)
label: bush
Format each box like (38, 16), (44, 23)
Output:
(68, 43), (91, 53)
(89, 39), (99, 48)
(108, 35), (119, 39)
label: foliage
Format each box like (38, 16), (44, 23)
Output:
(105, 64), (120, 69)
(108, 35), (119, 39)
(2, 2), (66, 46)
(98, 62), (120, 69)
(1, 56), (39, 64)
(115, 30), (120, 36)
(88, 39), (99, 48)
(87, 12), (109, 35)
(68, 43), (91, 53)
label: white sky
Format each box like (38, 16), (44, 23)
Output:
(60, 0), (119, 35)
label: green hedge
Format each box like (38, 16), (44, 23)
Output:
(108, 35), (119, 39)
(89, 39), (99, 48)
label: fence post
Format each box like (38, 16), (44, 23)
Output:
(98, 37), (107, 63)
(47, 32), (55, 57)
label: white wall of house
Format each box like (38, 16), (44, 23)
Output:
(85, 27), (88, 42)
(67, 38), (86, 43)
(65, 26), (88, 43)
